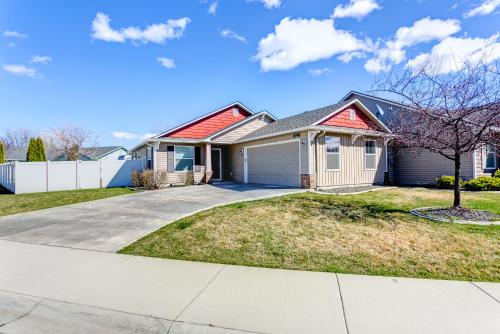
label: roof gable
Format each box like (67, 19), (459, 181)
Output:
(319, 104), (381, 131)
(155, 102), (253, 139)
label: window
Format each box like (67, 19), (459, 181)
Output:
(174, 146), (194, 171)
(325, 136), (340, 170)
(486, 145), (496, 169)
(365, 140), (376, 170)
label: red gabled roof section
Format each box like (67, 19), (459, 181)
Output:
(160, 104), (252, 139)
(320, 104), (381, 131)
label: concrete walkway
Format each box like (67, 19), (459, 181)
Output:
(0, 240), (498, 334)
(0, 183), (303, 252)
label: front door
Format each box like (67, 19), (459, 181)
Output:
(211, 148), (222, 181)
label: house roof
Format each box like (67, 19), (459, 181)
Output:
(238, 99), (390, 142)
(152, 102), (254, 139)
(5, 146), (126, 161)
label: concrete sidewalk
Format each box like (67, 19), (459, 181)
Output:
(0, 240), (498, 334)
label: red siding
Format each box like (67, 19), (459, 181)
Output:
(162, 105), (251, 139)
(320, 105), (379, 130)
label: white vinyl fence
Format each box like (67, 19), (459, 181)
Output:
(0, 160), (144, 194)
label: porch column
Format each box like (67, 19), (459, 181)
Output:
(205, 142), (213, 183)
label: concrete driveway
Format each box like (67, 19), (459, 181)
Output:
(0, 183), (302, 252)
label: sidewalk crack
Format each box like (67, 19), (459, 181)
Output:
(335, 273), (350, 334)
(470, 282), (499, 304)
(0, 298), (43, 328)
(167, 265), (227, 333)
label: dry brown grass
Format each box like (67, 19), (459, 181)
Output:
(121, 188), (500, 282)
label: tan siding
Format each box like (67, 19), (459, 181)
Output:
(300, 131), (309, 174)
(211, 117), (272, 144)
(393, 148), (474, 185)
(156, 145), (168, 171)
(229, 134), (299, 182)
(164, 167), (206, 185)
(316, 134), (385, 187)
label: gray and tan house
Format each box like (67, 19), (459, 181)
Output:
(130, 92), (498, 189)
(130, 98), (392, 189)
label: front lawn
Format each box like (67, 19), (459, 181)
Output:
(0, 187), (135, 217)
(120, 188), (500, 282)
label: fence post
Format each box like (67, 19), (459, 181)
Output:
(76, 160), (79, 190)
(13, 161), (18, 194)
(99, 160), (103, 188)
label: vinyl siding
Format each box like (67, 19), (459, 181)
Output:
(300, 131), (309, 174)
(393, 148), (474, 185)
(316, 134), (386, 187)
(211, 117), (272, 144)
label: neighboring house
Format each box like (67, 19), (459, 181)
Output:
(130, 99), (392, 188)
(341, 91), (500, 185)
(5, 146), (128, 162)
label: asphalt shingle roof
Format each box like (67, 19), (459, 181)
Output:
(239, 99), (355, 141)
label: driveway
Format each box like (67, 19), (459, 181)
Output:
(0, 183), (303, 252)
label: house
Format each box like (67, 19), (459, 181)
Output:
(341, 91), (500, 185)
(130, 98), (392, 188)
(5, 146), (129, 162)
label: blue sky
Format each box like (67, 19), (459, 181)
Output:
(1, 0), (499, 148)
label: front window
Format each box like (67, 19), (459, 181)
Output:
(486, 145), (496, 169)
(326, 136), (340, 170)
(365, 140), (376, 170)
(174, 146), (194, 171)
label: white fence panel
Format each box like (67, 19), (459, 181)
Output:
(0, 163), (15, 193)
(15, 162), (46, 194)
(48, 161), (77, 192)
(78, 161), (101, 189)
(101, 160), (143, 188)
(0, 160), (144, 194)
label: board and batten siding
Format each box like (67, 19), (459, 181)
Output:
(211, 117), (272, 144)
(316, 134), (386, 187)
(393, 148), (474, 185)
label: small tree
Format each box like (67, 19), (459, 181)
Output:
(0, 141), (5, 163)
(36, 137), (47, 161)
(376, 57), (500, 207)
(52, 123), (96, 161)
(26, 138), (37, 161)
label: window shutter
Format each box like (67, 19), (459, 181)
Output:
(167, 146), (174, 172)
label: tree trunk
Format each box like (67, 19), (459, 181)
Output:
(453, 152), (461, 208)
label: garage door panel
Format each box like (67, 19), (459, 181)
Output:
(246, 141), (300, 187)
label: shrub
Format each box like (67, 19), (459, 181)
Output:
(131, 170), (168, 190)
(0, 141), (5, 164)
(463, 177), (500, 191)
(494, 169), (500, 178)
(178, 171), (195, 186)
(436, 175), (463, 189)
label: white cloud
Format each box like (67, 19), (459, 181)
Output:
(364, 17), (461, 73)
(250, 0), (281, 9)
(113, 132), (156, 140)
(464, 0), (500, 18)
(337, 51), (366, 63)
(308, 68), (333, 76)
(91, 12), (190, 44)
(254, 17), (365, 72)
(332, 0), (381, 20)
(30, 55), (53, 64)
(221, 29), (247, 43)
(208, 1), (218, 15)
(157, 57), (176, 69)
(3, 30), (27, 38)
(2, 64), (37, 77)
(407, 34), (500, 74)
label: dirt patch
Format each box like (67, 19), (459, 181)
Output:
(412, 207), (500, 225)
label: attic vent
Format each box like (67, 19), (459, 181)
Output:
(349, 108), (355, 120)
(232, 108), (240, 117)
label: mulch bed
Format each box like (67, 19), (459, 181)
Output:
(412, 207), (500, 225)
(318, 185), (389, 194)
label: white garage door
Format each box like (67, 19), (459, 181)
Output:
(245, 140), (300, 187)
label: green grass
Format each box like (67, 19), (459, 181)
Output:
(0, 187), (136, 217)
(120, 188), (500, 282)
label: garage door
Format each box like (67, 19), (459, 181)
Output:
(246, 141), (300, 187)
